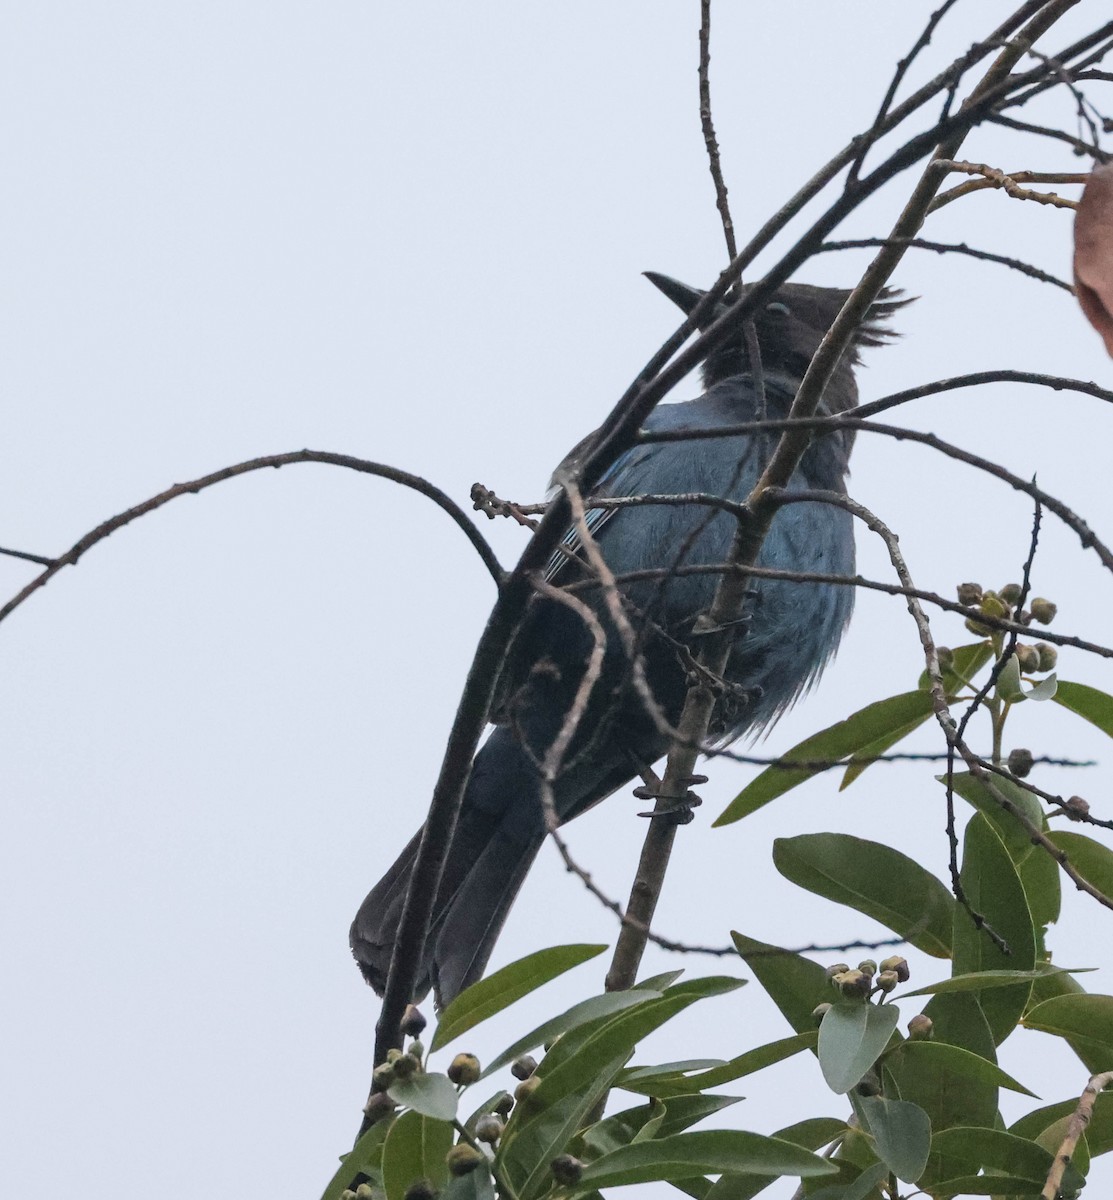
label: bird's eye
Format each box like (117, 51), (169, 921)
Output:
(765, 301), (791, 317)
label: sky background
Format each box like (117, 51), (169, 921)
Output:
(3, 3), (1113, 1197)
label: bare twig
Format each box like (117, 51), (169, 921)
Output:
(930, 159), (1086, 211)
(698, 0), (736, 261)
(1042, 1071), (1113, 1200)
(1, 451), (505, 628)
(0, 545), (57, 568)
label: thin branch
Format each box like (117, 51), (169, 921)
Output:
(930, 159), (1085, 211)
(1042, 1071), (1113, 1200)
(699, 0), (736, 261)
(1, 451), (505, 628)
(819, 235), (1074, 291)
(0, 545), (58, 568)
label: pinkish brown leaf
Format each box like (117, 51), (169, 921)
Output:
(1074, 161), (1113, 357)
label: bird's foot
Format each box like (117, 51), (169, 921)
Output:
(633, 774), (708, 822)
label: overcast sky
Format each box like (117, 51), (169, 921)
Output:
(3, 4), (1113, 1198)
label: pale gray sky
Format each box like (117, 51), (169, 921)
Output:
(3, 4), (1112, 1198)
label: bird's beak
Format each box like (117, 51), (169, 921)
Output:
(643, 271), (706, 315)
(643, 271), (731, 330)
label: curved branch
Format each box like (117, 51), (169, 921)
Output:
(0, 450), (504, 626)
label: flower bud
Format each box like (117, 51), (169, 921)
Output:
(1066, 795), (1091, 820)
(514, 1076), (543, 1109)
(936, 646), (954, 672)
(446, 1145), (484, 1177)
(511, 1054), (538, 1081)
(907, 1014), (934, 1040)
(1030, 597), (1057, 625)
(1035, 643), (1058, 672)
(447, 1054), (481, 1086)
(475, 1114), (504, 1145)
(980, 592), (1010, 621)
(408, 1040), (426, 1061)
(812, 1002), (833, 1026)
(1008, 747), (1034, 779)
(837, 969), (872, 1001)
(957, 582), (983, 606)
(340, 1191), (357, 1200)
(387, 1048), (404, 1064)
(1015, 643), (1040, 672)
(550, 1155), (585, 1185)
(855, 1070), (881, 1096)
(355, 1186), (375, 1200)
(403, 1181), (438, 1200)
(392, 1052), (420, 1080)
(825, 962), (851, 982)
(372, 1063), (396, 1089)
(401, 1004), (427, 1037)
(491, 1091), (514, 1117)
(999, 583), (1022, 606)
(857, 960), (877, 978)
(876, 970), (899, 993)
(879, 956), (909, 982)
(362, 1091), (396, 1121)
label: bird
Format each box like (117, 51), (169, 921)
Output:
(350, 272), (906, 1006)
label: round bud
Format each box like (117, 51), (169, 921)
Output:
(980, 592), (1010, 621)
(1066, 795), (1091, 820)
(855, 1070), (881, 1097)
(1035, 643), (1058, 672)
(1030, 598), (1057, 625)
(936, 646), (955, 672)
(373, 1063), (397, 1089)
(825, 963), (851, 982)
(447, 1054), (482, 1086)
(1015, 643), (1040, 672)
(550, 1155), (584, 1186)
(511, 1054), (539, 1081)
(408, 1040), (425, 1061)
(956, 582), (983, 606)
(400, 1004), (428, 1037)
(355, 1186), (375, 1200)
(392, 1053), (420, 1080)
(341, 1191), (357, 1199)
(876, 970), (899, 993)
(811, 1002), (833, 1026)
(387, 1048), (404, 1064)
(837, 969), (872, 1001)
(475, 1114), (504, 1145)
(514, 1076), (543, 1109)
(879, 956), (910, 982)
(491, 1091), (514, 1117)
(907, 1014), (934, 1040)
(362, 1091), (396, 1122)
(1008, 747), (1034, 779)
(857, 960), (877, 977)
(999, 583), (1022, 606)
(403, 1181), (438, 1200)
(446, 1145), (484, 1177)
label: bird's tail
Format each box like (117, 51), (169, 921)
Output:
(349, 726), (549, 1006)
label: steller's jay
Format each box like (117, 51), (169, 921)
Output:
(350, 273), (905, 1005)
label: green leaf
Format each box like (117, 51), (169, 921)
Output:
(818, 1002), (900, 1094)
(483, 989), (660, 1078)
(919, 641), (995, 693)
(927, 1173), (1046, 1195)
(620, 1060), (725, 1084)
(441, 1163), (496, 1200)
(1018, 835), (1062, 941)
(944, 771), (1043, 861)
(1053, 679), (1113, 738)
(387, 1072), (459, 1122)
(899, 968), (1071, 998)
(773, 833), (954, 957)
(855, 1094), (931, 1182)
(381, 1109), (454, 1200)
(1023, 994), (1113, 1071)
(929, 1126), (1053, 1184)
(731, 932), (828, 1035)
(619, 1032), (817, 1097)
(500, 993), (712, 1200)
(839, 713), (933, 790)
(575, 1131), (839, 1188)
(885, 1040), (1035, 1097)
(952, 814), (1036, 1043)
(431, 943), (606, 1050)
(1049, 830), (1113, 898)
(715, 691), (934, 825)
(319, 1119), (392, 1200)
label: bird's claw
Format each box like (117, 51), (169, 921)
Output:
(635, 774), (707, 821)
